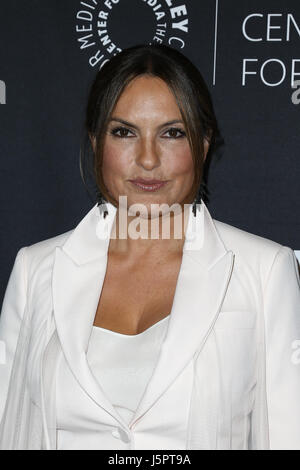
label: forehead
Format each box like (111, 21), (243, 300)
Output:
(113, 75), (182, 118)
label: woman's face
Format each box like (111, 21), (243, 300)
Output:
(100, 75), (208, 216)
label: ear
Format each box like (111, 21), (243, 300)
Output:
(89, 133), (96, 153)
(203, 137), (210, 163)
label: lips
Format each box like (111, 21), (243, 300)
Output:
(128, 179), (169, 192)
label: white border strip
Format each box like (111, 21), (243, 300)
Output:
(295, 251), (300, 263)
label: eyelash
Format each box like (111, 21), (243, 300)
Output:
(109, 126), (186, 139)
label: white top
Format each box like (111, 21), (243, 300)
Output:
(56, 315), (170, 449)
(86, 315), (170, 425)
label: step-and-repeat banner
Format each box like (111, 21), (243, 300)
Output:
(0, 0), (299, 300)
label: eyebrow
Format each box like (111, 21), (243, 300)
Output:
(108, 117), (184, 130)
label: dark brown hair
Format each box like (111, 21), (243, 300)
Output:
(80, 43), (222, 206)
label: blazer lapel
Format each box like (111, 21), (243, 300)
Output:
(51, 200), (235, 431)
(130, 203), (235, 425)
(52, 202), (130, 429)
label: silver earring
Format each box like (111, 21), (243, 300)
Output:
(96, 191), (108, 219)
(192, 181), (206, 217)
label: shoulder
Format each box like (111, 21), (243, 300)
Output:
(21, 229), (74, 279)
(212, 218), (295, 284)
(213, 218), (283, 255)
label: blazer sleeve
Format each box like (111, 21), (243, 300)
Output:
(0, 247), (28, 422)
(263, 245), (300, 449)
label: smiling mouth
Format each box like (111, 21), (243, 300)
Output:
(128, 180), (169, 192)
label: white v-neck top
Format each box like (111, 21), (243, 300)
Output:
(86, 315), (170, 425)
(56, 315), (171, 449)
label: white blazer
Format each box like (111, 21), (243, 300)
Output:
(0, 201), (299, 450)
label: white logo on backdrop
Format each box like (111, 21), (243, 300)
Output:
(76, 0), (189, 69)
(0, 80), (6, 104)
(213, 1), (300, 92)
(291, 79), (300, 104)
(242, 13), (300, 88)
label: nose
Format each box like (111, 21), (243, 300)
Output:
(135, 135), (161, 170)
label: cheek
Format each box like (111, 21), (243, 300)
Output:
(101, 143), (129, 180)
(164, 144), (194, 176)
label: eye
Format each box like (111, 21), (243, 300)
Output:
(109, 125), (186, 139)
(109, 126), (135, 138)
(163, 127), (186, 139)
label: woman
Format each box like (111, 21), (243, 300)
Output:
(0, 44), (299, 450)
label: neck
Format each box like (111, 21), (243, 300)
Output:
(108, 204), (191, 257)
